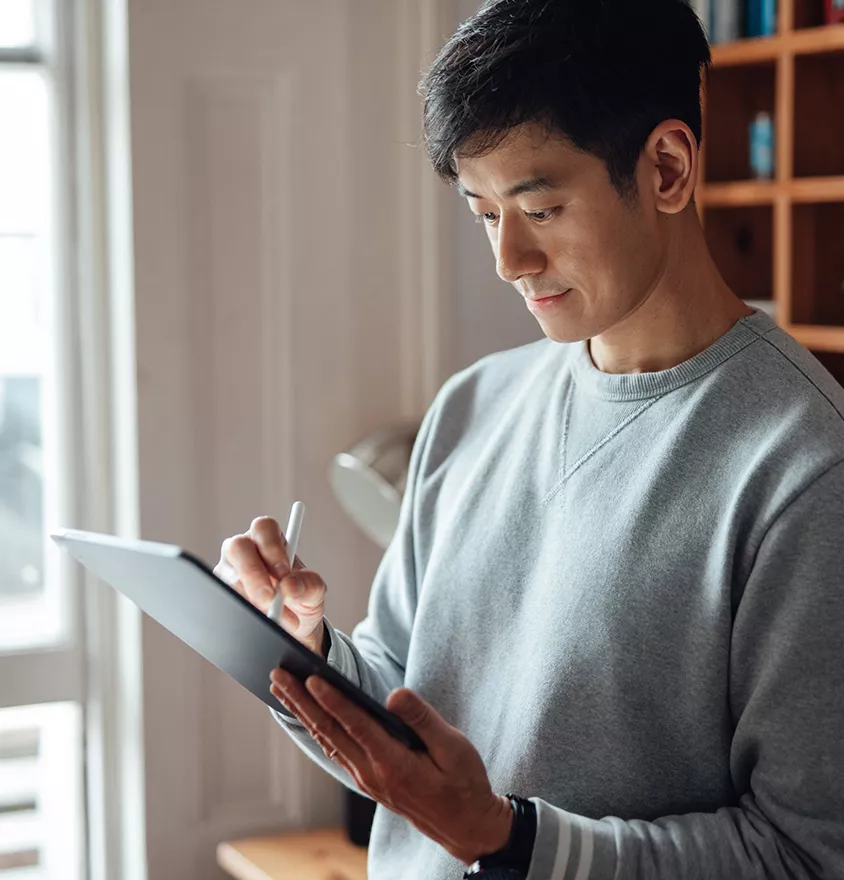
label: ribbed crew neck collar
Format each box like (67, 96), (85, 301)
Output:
(571, 308), (776, 401)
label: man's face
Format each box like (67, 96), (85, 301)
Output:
(456, 123), (668, 344)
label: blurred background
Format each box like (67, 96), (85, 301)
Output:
(0, 0), (841, 879)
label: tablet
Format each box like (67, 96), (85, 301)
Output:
(51, 528), (425, 752)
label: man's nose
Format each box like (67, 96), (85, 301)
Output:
(495, 218), (545, 283)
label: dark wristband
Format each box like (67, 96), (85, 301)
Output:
(463, 795), (537, 878)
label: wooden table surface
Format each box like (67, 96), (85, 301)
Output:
(217, 828), (368, 880)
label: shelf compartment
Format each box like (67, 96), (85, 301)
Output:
(794, 50), (844, 177)
(704, 205), (774, 301)
(792, 0), (828, 30)
(790, 201), (844, 326)
(704, 62), (776, 183)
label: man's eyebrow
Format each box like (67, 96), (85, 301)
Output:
(456, 175), (563, 200)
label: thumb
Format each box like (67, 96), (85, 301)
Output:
(387, 688), (452, 750)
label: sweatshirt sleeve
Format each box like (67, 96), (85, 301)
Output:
(525, 459), (844, 880)
(270, 387), (444, 791)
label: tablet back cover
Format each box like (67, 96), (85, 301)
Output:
(52, 529), (322, 708)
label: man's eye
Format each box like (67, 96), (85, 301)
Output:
(529, 208), (560, 222)
(473, 208), (560, 226)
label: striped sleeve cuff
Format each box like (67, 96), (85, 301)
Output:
(526, 799), (617, 880)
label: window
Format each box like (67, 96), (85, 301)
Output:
(0, 3), (86, 878)
(0, 63), (65, 652)
(0, 704), (83, 878)
(0, 2), (35, 50)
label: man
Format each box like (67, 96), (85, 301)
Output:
(214, 1), (844, 877)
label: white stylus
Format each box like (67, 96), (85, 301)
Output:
(268, 501), (305, 624)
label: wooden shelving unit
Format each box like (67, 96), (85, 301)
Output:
(698, 0), (844, 383)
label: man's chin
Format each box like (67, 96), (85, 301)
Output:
(526, 290), (590, 344)
(535, 317), (589, 345)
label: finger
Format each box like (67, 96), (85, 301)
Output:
(227, 577), (250, 603)
(222, 534), (275, 606)
(386, 689), (466, 768)
(249, 516), (307, 579)
(304, 676), (402, 763)
(271, 682), (312, 724)
(316, 737), (368, 792)
(215, 564), (257, 607)
(271, 683), (361, 781)
(277, 604), (301, 631)
(218, 566), (299, 622)
(278, 569), (326, 614)
(269, 673), (368, 766)
(215, 552), (310, 620)
(249, 516), (292, 577)
(213, 560), (241, 590)
(265, 601), (301, 630)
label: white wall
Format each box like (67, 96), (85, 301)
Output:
(123, 1), (452, 877)
(118, 0), (537, 873)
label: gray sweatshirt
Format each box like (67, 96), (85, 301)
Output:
(273, 308), (844, 879)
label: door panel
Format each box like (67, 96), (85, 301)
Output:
(127, 1), (451, 876)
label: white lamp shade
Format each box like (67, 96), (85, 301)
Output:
(329, 423), (420, 549)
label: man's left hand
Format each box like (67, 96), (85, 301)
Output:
(270, 668), (513, 865)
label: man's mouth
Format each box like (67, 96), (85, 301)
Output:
(524, 289), (571, 311)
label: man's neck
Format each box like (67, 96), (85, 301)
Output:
(588, 214), (753, 376)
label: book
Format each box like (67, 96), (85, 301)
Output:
(827, 0), (844, 24)
(747, 0), (777, 37)
(710, 0), (741, 43)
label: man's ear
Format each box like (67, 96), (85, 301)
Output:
(640, 119), (699, 215)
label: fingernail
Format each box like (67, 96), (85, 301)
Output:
(258, 585), (275, 603)
(306, 676), (326, 695)
(274, 561), (290, 576)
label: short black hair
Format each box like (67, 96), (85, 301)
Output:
(420, 0), (711, 197)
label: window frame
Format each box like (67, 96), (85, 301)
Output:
(0, 5), (84, 704)
(0, 0), (147, 878)
(0, 2), (88, 878)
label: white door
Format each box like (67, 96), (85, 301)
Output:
(125, 1), (452, 877)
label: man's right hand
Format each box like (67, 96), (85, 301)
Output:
(213, 516), (328, 657)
